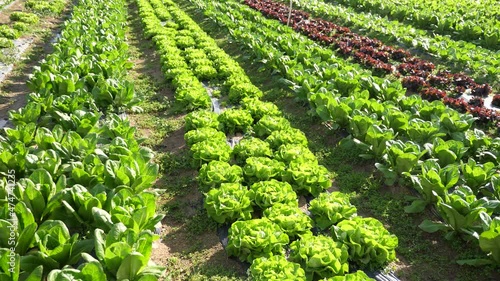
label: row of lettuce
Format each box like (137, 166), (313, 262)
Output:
(0, 0), (165, 280)
(245, 0), (498, 126)
(0, 0), (67, 49)
(331, 0), (500, 51)
(138, 0), (399, 280)
(188, 0), (500, 266)
(276, 0), (499, 87)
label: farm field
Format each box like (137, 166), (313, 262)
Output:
(0, 0), (500, 280)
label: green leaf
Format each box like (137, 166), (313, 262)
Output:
(80, 261), (106, 281)
(404, 199), (427, 213)
(104, 242), (132, 274)
(22, 265), (43, 281)
(419, 219), (448, 233)
(116, 252), (147, 280)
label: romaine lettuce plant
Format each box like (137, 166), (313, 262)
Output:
(461, 159), (496, 192)
(204, 183), (253, 223)
(479, 217), (500, 265)
(332, 217), (398, 269)
(309, 192), (357, 230)
(263, 203), (313, 238)
(426, 138), (468, 167)
(419, 186), (499, 240)
(289, 233), (349, 279)
(405, 161), (460, 213)
(283, 160), (332, 197)
(198, 161), (243, 191)
(248, 255), (306, 281)
(248, 179), (297, 209)
(226, 218), (289, 262)
(92, 225), (164, 280)
(375, 140), (426, 185)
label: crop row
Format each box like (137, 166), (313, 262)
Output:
(245, 0), (499, 126)
(188, 0), (500, 266)
(275, 0), (500, 87)
(138, 0), (401, 279)
(332, 0), (500, 50)
(0, 0), (164, 280)
(0, 0), (66, 50)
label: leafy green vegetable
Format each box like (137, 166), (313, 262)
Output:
(479, 217), (500, 264)
(375, 140), (425, 185)
(253, 115), (291, 137)
(419, 186), (499, 240)
(184, 127), (227, 147)
(241, 98), (281, 121)
(249, 255), (306, 281)
(274, 144), (317, 164)
(190, 139), (232, 167)
(322, 270), (375, 280)
(266, 128), (308, 149)
(243, 157), (285, 183)
(289, 234), (349, 279)
(218, 109), (253, 134)
(226, 218), (289, 262)
(309, 192), (357, 230)
(228, 83), (263, 103)
(10, 12), (39, 24)
(232, 137), (273, 164)
(283, 160), (332, 197)
(405, 161), (460, 213)
(426, 138), (468, 167)
(263, 203), (313, 238)
(461, 159), (496, 192)
(204, 183), (253, 223)
(198, 161), (243, 191)
(332, 217), (398, 269)
(184, 110), (219, 131)
(248, 179), (297, 209)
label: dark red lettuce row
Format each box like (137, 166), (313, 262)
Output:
(244, 0), (499, 125)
